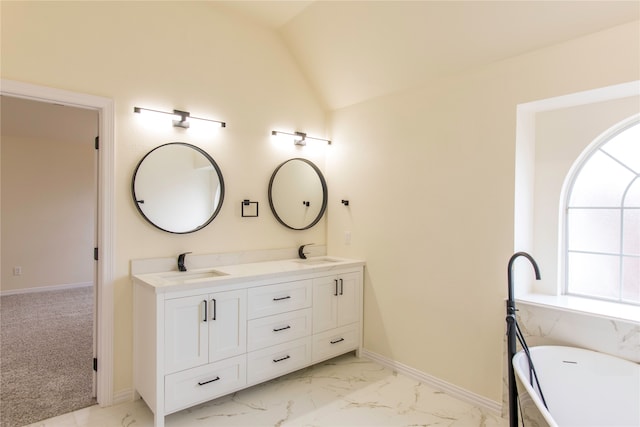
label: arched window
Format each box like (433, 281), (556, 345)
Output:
(564, 119), (639, 305)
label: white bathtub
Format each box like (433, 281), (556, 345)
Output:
(513, 346), (639, 427)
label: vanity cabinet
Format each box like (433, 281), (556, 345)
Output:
(133, 261), (363, 427)
(311, 272), (361, 362)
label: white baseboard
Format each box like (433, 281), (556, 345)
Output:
(0, 281), (93, 296)
(110, 388), (135, 406)
(361, 349), (503, 416)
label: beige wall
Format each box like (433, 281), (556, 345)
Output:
(326, 21), (640, 403)
(1, 2), (327, 395)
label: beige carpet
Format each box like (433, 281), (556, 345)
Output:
(0, 286), (95, 427)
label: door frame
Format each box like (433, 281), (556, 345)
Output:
(1, 79), (115, 406)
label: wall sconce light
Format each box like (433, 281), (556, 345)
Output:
(134, 107), (226, 129)
(271, 130), (331, 146)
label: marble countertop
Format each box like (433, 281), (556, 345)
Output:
(132, 256), (365, 294)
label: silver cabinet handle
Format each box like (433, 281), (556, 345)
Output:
(330, 338), (345, 344)
(202, 300), (207, 322)
(211, 298), (217, 320)
(273, 325), (291, 332)
(273, 295), (291, 301)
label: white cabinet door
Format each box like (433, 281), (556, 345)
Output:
(336, 272), (360, 326)
(165, 289), (246, 373)
(312, 272), (361, 334)
(165, 295), (208, 374)
(208, 289), (247, 362)
(312, 276), (339, 333)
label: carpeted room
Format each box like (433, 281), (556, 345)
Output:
(0, 96), (99, 426)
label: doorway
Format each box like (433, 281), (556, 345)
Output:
(0, 79), (115, 412)
(0, 96), (97, 425)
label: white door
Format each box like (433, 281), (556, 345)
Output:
(337, 272), (360, 326)
(312, 276), (339, 333)
(165, 295), (208, 373)
(208, 289), (247, 362)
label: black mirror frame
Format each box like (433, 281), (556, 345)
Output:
(268, 157), (328, 231)
(131, 142), (225, 234)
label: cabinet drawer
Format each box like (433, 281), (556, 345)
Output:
(164, 355), (246, 414)
(247, 337), (311, 385)
(247, 308), (312, 352)
(247, 280), (312, 319)
(312, 324), (360, 363)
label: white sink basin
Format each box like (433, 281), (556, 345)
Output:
(293, 257), (341, 265)
(157, 269), (227, 283)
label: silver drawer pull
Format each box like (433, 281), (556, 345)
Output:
(330, 338), (345, 344)
(197, 376), (220, 386)
(273, 325), (291, 332)
(273, 296), (291, 301)
(273, 355), (291, 363)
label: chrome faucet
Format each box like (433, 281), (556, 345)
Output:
(177, 252), (191, 272)
(298, 243), (314, 259)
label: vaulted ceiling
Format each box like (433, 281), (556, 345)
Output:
(218, 1), (640, 110)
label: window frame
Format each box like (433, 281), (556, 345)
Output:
(561, 116), (640, 306)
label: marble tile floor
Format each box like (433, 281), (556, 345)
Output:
(25, 353), (507, 427)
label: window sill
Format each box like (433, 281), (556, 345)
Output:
(516, 293), (640, 324)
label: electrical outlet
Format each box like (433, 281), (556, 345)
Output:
(344, 231), (352, 245)
(13, 266), (22, 276)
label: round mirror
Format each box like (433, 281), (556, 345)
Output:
(268, 158), (327, 230)
(132, 142), (224, 233)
